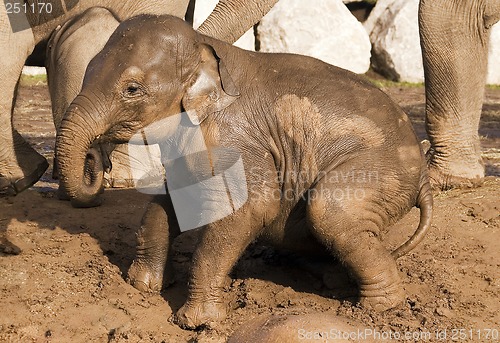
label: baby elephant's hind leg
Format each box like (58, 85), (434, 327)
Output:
(306, 174), (404, 312)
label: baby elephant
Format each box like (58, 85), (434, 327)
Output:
(46, 7), (164, 196)
(55, 15), (433, 328)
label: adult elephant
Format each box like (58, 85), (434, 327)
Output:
(419, 0), (500, 190)
(0, 0), (279, 196)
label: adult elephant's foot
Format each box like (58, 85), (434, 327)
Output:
(103, 143), (164, 189)
(427, 149), (484, 191)
(0, 233), (22, 255)
(0, 169), (50, 196)
(174, 299), (227, 329)
(428, 164), (484, 190)
(0, 134), (48, 196)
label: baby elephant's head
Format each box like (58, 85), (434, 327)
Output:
(56, 15), (238, 207)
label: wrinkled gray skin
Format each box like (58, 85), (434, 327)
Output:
(0, 0), (500, 196)
(46, 7), (118, 198)
(3, 0), (498, 196)
(56, 15), (433, 328)
(419, 0), (500, 190)
(46, 7), (154, 196)
(47, 8), (119, 133)
(0, 0), (279, 196)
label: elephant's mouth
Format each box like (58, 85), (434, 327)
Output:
(83, 149), (103, 186)
(91, 138), (114, 174)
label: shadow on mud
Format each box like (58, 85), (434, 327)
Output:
(233, 244), (359, 301)
(1, 186), (361, 317)
(0, 187), (147, 274)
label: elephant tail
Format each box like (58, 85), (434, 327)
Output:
(392, 167), (433, 259)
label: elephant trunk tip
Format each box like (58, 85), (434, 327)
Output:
(63, 146), (106, 208)
(70, 195), (103, 208)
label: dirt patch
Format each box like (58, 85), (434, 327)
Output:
(0, 81), (499, 342)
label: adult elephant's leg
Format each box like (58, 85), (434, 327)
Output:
(0, 10), (47, 196)
(419, 0), (500, 190)
(197, 0), (278, 43)
(47, 8), (125, 192)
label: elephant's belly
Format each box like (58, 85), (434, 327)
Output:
(259, 206), (327, 256)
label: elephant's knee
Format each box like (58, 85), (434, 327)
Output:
(305, 191), (330, 224)
(141, 195), (180, 240)
(142, 199), (169, 229)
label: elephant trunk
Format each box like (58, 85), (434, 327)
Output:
(197, 0), (278, 43)
(56, 96), (107, 208)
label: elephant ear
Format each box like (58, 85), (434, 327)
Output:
(182, 44), (239, 125)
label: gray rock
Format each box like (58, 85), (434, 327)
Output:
(363, 0), (392, 34)
(487, 22), (500, 85)
(342, 0), (380, 4)
(365, 0), (424, 82)
(192, 0), (255, 51)
(22, 66), (46, 76)
(367, 0), (500, 84)
(257, 0), (371, 74)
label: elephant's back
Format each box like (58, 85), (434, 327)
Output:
(29, 0), (189, 52)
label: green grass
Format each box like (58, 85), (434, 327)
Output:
(366, 77), (424, 89)
(20, 73), (47, 86)
(14, 64), (500, 92)
(367, 75), (499, 90)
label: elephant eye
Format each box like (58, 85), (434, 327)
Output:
(124, 82), (144, 98)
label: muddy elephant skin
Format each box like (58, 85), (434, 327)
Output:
(45, 7), (119, 199)
(56, 15), (433, 328)
(227, 314), (390, 343)
(0, 0), (278, 197)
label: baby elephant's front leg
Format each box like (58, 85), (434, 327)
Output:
(174, 204), (266, 329)
(127, 195), (180, 292)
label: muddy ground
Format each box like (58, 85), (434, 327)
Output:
(0, 77), (498, 342)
